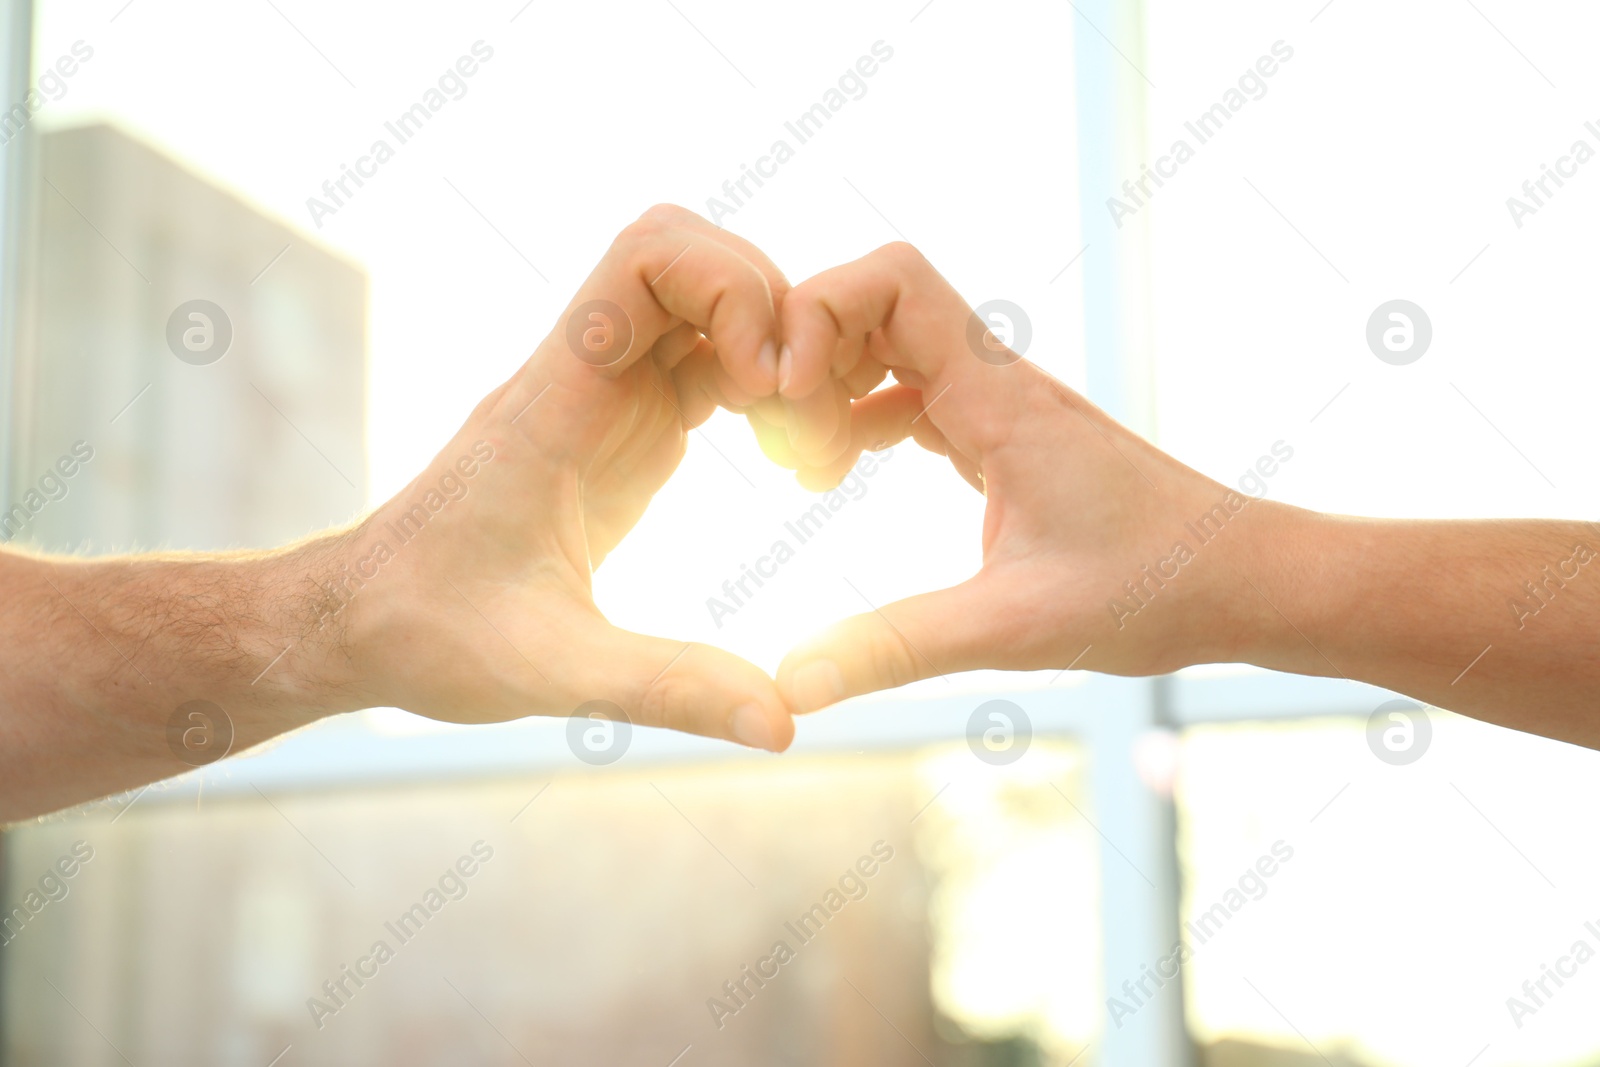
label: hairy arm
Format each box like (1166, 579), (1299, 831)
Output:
(0, 538), (364, 821)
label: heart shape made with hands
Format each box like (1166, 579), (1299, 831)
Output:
(376, 204), (1254, 757)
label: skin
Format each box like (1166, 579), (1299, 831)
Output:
(6, 211), (1598, 820)
(0, 205), (831, 823)
(771, 242), (1600, 751)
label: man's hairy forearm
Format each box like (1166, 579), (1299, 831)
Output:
(1244, 506), (1600, 746)
(0, 536), (374, 820)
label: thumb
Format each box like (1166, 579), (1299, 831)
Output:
(777, 578), (999, 713)
(586, 627), (795, 753)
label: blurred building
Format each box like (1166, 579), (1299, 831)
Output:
(1, 750), (1093, 1067)
(9, 121), (365, 553)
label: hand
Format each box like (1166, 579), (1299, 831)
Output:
(340, 206), (800, 751)
(770, 243), (1287, 712)
(738, 320), (890, 487)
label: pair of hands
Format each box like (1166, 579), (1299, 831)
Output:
(349, 205), (1273, 752)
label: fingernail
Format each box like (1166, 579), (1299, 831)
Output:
(758, 340), (778, 390)
(731, 703), (778, 751)
(778, 344), (793, 394)
(791, 659), (845, 713)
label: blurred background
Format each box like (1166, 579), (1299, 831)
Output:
(2, 0), (1599, 1064)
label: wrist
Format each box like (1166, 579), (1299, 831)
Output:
(271, 516), (407, 717)
(1227, 500), (1344, 676)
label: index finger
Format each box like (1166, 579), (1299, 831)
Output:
(780, 243), (1035, 457)
(553, 205), (784, 397)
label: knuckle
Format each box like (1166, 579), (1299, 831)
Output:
(704, 266), (772, 335)
(712, 248), (766, 294)
(624, 203), (695, 245)
(782, 280), (824, 324)
(616, 217), (658, 250)
(878, 240), (928, 270)
(733, 270), (775, 316)
(472, 378), (514, 421)
(642, 202), (697, 226)
(861, 620), (922, 690)
(617, 208), (675, 248)
(637, 653), (692, 730)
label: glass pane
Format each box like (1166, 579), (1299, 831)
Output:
(3, 743), (1099, 1065)
(1144, 1), (1600, 523)
(1176, 714), (1600, 1067)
